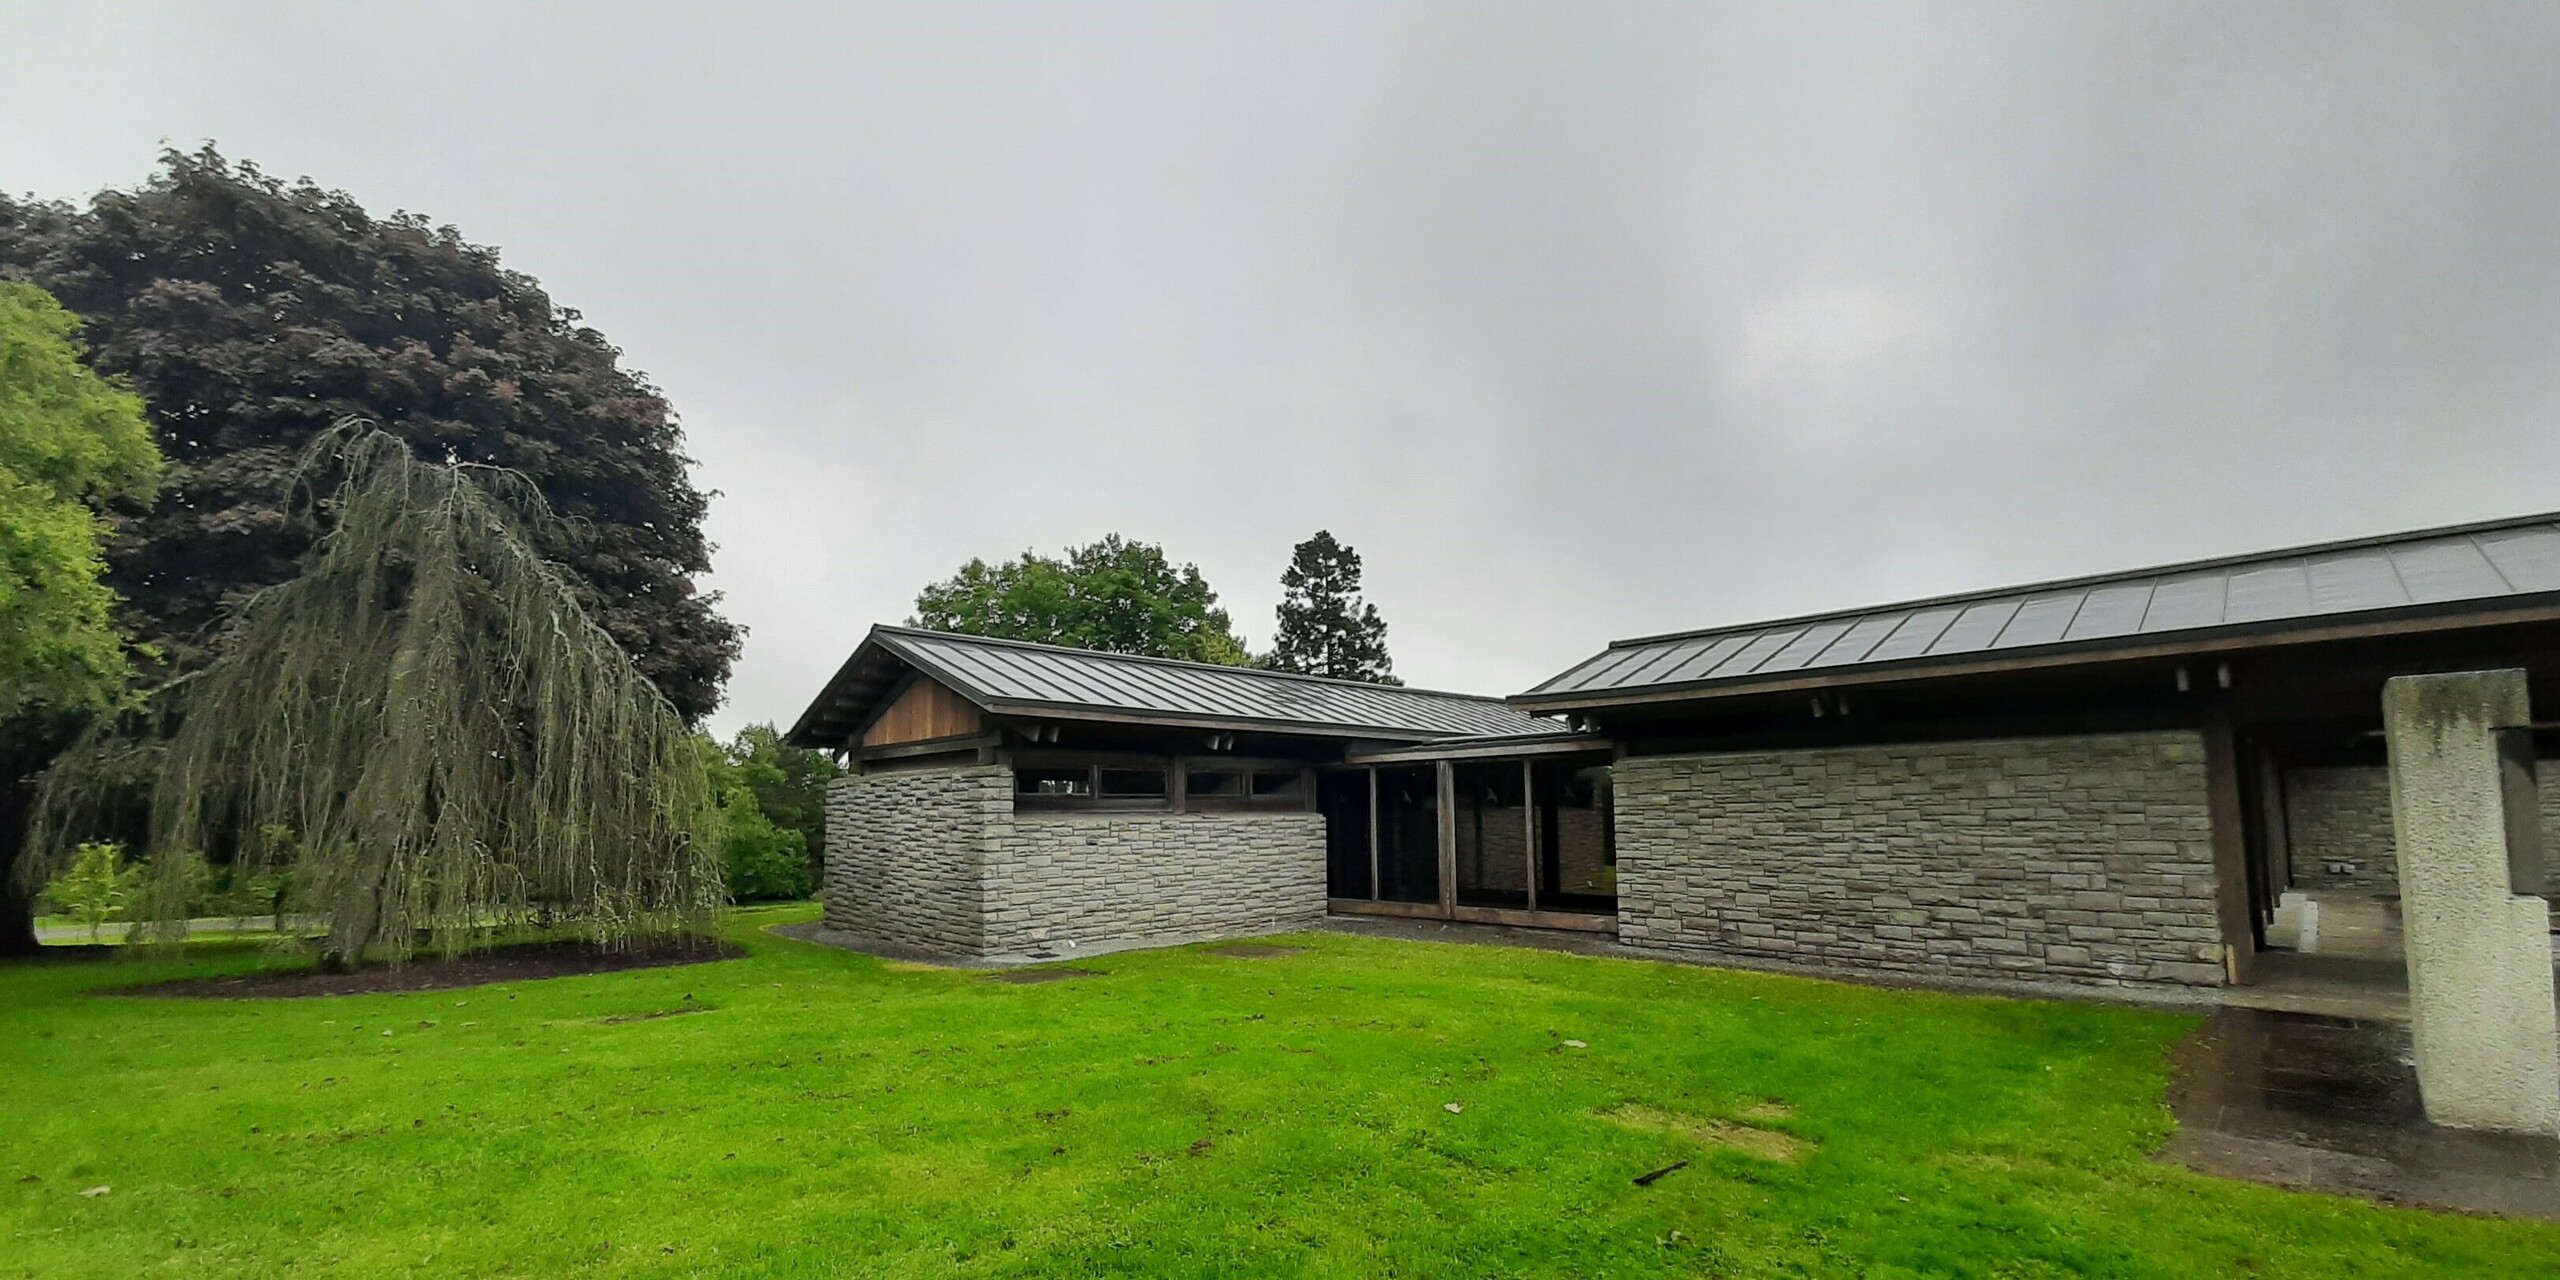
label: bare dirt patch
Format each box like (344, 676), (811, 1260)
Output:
(983, 967), (1104, 985)
(598, 1002), (715, 1026)
(104, 938), (742, 1000)
(1603, 1103), (1813, 1163)
(1206, 944), (1304, 959)
(1738, 1100), (1795, 1122)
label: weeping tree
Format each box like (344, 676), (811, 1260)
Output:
(25, 421), (722, 966)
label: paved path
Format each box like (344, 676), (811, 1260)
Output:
(2162, 1007), (2560, 1220)
(37, 916), (315, 944)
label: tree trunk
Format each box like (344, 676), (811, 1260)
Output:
(0, 768), (44, 954)
(0, 716), (84, 957)
(324, 844), (397, 970)
(0, 854), (40, 956)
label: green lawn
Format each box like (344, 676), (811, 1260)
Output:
(4, 906), (2552, 1278)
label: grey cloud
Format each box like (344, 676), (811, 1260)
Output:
(5, 2), (2556, 731)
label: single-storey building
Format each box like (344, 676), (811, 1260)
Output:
(787, 512), (2559, 997)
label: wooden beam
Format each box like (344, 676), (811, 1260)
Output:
(1347, 737), (1614, 765)
(857, 732), (1003, 762)
(1451, 904), (1616, 934)
(1327, 898), (1617, 934)
(1328, 897), (1448, 921)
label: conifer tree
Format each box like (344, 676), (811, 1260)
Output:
(1263, 530), (1398, 684)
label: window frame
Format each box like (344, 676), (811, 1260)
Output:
(1008, 751), (1315, 815)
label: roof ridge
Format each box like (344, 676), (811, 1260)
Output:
(874, 624), (1512, 703)
(1599, 509), (2560, 652)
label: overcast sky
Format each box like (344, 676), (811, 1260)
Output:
(9, 2), (2560, 733)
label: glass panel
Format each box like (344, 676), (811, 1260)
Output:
(1252, 770), (1304, 802)
(1015, 766), (1091, 797)
(1452, 761), (1529, 909)
(1186, 769), (1243, 798)
(1098, 767), (1168, 799)
(1535, 761), (1616, 912)
(1375, 765), (1440, 904)
(1318, 770), (1373, 899)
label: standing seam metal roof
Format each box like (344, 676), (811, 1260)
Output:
(792, 625), (1559, 744)
(1518, 512), (2560, 707)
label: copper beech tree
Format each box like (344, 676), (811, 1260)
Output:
(0, 147), (737, 952)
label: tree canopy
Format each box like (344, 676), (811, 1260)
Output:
(0, 146), (737, 721)
(1262, 530), (1398, 684)
(702, 723), (840, 902)
(912, 534), (1250, 665)
(0, 282), (161, 720)
(27, 424), (721, 967)
(0, 282), (162, 954)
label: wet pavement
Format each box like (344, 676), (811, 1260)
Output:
(2162, 1007), (2560, 1220)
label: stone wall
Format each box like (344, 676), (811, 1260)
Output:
(1550, 807), (1614, 898)
(2286, 760), (2560, 893)
(982, 812), (1325, 960)
(823, 764), (1325, 961)
(1614, 731), (2227, 991)
(1454, 801), (1530, 895)
(2286, 766), (2401, 890)
(823, 765), (1010, 957)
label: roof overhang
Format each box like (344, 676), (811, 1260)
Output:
(782, 631), (912, 748)
(786, 624), (1536, 749)
(1509, 596), (2560, 715)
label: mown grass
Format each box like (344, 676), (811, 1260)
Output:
(4, 904), (2553, 1277)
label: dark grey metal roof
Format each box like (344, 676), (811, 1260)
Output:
(1518, 511), (2560, 711)
(789, 625), (1560, 747)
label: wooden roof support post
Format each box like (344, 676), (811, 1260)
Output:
(2201, 700), (2257, 985)
(1523, 758), (1540, 914)
(2252, 740), (2292, 922)
(1366, 766), (1381, 903)
(1436, 759), (1458, 916)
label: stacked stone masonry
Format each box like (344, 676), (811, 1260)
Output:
(985, 812), (1324, 957)
(2285, 761), (2560, 893)
(824, 765), (1325, 961)
(823, 766), (1008, 956)
(1614, 731), (2228, 990)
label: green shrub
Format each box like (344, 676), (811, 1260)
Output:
(699, 735), (819, 902)
(42, 841), (140, 941)
(718, 799), (814, 902)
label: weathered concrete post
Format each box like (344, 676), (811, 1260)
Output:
(2381, 669), (2560, 1135)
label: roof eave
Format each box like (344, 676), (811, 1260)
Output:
(786, 625), (1540, 747)
(781, 624), (944, 749)
(1509, 596), (2560, 714)
(1589, 509), (2560, 656)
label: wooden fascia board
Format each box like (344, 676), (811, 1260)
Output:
(970, 697), (1469, 743)
(1510, 600), (2560, 715)
(1345, 737), (1615, 765)
(857, 731), (1003, 762)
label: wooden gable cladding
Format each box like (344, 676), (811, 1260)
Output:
(861, 677), (985, 748)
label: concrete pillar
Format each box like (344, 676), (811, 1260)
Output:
(2381, 669), (2560, 1136)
